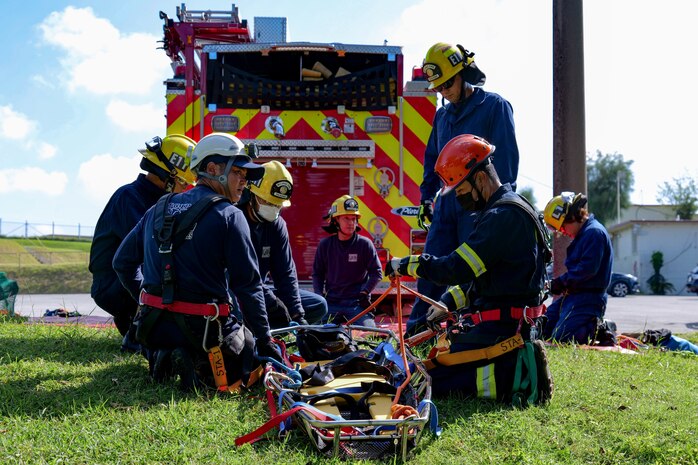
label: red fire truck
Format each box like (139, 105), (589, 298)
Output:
(160, 4), (435, 313)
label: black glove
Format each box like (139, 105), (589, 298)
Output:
(417, 199), (434, 231)
(550, 277), (565, 295)
(358, 292), (371, 310)
(256, 339), (283, 364)
(265, 295), (291, 329)
(290, 313), (309, 326)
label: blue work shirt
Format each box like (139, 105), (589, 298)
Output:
(89, 174), (165, 280)
(420, 87), (519, 203)
(112, 184), (272, 343)
(558, 215), (613, 295)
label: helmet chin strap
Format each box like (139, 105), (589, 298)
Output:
(198, 158), (236, 200)
(248, 195), (264, 223)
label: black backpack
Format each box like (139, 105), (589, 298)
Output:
(296, 326), (359, 362)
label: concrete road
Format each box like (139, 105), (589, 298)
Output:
(11, 293), (698, 335)
(13, 294), (109, 319)
(602, 294), (698, 335)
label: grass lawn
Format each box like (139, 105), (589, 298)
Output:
(0, 320), (696, 464)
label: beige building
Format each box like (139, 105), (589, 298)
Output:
(607, 205), (698, 294)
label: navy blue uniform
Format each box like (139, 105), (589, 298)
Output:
(406, 186), (545, 313)
(113, 184), (272, 348)
(409, 87), (519, 333)
(396, 185), (547, 398)
(239, 197), (327, 326)
(544, 215), (613, 343)
(313, 233), (382, 324)
(89, 174), (166, 335)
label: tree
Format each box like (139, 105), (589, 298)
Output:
(657, 175), (698, 220)
(518, 186), (537, 209)
(646, 251), (675, 295)
(586, 151), (634, 225)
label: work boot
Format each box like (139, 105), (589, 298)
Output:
(121, 333), (143, 355)
(532, 339), (554, 404)
(171, 348), (199, 392)
(150, 349), (174, 383)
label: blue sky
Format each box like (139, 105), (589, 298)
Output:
(1, 0), (697, 234)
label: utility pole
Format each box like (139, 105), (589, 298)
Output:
(616, 170), (621, 224)
(553, 0), (586, 275)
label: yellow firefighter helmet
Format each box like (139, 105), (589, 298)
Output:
(544, 191), (585, 232)
(139, 134), (196, 189)
(422, 42), (485, 90)
(249, 160), (293, 207)
(323, 195), (361, 220)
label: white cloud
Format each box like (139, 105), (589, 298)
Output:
(38, 6), (170, 96)
(0, 105), (58, 161)
(36, 142), (58, 160)
(0, 167), (68, 195)
(78, 153), (142, 204)
(106, 99), (164, 132)
(0, 105), (36, 140)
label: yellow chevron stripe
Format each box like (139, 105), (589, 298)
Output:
(350, 113), (423, 189)
(354, 198), (410, 258)
(169, 99), (206, 136)
(401, 99), (434, 146)
(354, 164), (420, 232)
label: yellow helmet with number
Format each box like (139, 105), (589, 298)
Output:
(139, 134), (196, 189)
(249, 160), (293, 207)
(422, 42), (486, 90)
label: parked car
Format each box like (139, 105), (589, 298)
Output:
(687, 265), (698, 294)
(607, 272), (640, 297)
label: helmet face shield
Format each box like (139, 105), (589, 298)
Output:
(140, 134), (196, 186)
(544, 191), (577, 232)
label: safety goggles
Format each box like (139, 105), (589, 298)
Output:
(432, 76), (456, 93)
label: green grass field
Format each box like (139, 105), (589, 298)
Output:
(0, 237), (92, 293)
(0, 320), (696, 464)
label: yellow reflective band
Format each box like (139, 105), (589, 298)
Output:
(447, 285), (468, 310)
(477, 363), (497, 399)
(406, 255), (420, 277)
(456, 243), (486, 277)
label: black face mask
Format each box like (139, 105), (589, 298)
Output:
(457, 191), (486, 211)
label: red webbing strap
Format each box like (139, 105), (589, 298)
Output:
(467, 304), (546, 325)
(265, 389), (277, 418)
(234, 406), (334, 447)
(140, 291), (230, 317)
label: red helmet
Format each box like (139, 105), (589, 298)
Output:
(435, 134), (495, 192)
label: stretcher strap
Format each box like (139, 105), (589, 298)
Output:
(234, 403), (349, 446)
(422, 334), (524, 371)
